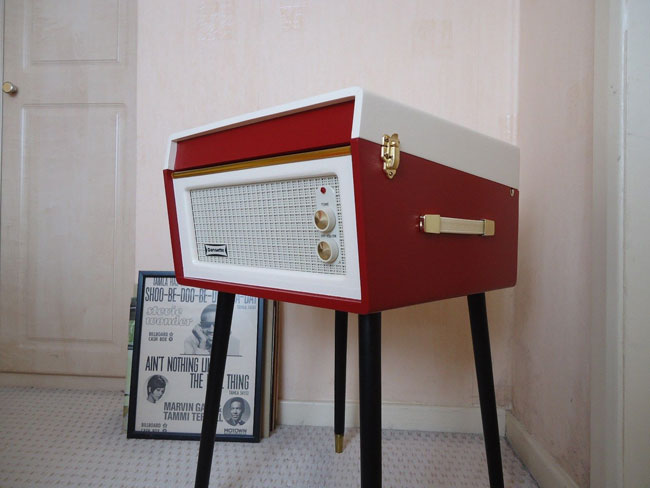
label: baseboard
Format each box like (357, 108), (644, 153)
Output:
(0, 372), (125, 391)
(505, 412), (578, 488)
(278, 400), (506, 436)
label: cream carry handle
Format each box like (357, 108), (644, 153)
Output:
(419, 214), (495, 236)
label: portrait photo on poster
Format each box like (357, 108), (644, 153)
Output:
(126, 271), (265, 442)
(145, 374), (168, 404)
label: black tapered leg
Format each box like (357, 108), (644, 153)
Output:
(467, 293), (504, 488)
(359, 312), (382, 488)
(334, 311), (348, 453)
(195, 292), (236, 488)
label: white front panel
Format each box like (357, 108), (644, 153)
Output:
(190, 175), (346, 274)
(174, 156), (361, 300)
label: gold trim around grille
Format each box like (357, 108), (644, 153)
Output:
(172, 145), (351, 179)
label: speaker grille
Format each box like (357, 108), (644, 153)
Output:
(190, 175), (346, 275)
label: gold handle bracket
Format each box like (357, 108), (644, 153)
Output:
(420, 214), (495, 237)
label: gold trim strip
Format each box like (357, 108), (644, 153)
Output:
(172, 146), (351, 179)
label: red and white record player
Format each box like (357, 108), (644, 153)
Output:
(164, 87), (519, 314)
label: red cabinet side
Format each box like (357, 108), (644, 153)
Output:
(352, 139), (518, 312)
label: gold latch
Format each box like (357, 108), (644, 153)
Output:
(381, 134), (400, 179)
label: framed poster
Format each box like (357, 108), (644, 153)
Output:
(127, 271), (264, 442)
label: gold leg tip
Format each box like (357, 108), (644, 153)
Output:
(335, 434), (344, 453)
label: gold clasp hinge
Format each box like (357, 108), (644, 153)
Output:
(381, 133), (400, 179)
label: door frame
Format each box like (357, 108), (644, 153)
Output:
(591, 0), (650, 486)
(592, 0), (624, 485)
(1, 0), (4, 179)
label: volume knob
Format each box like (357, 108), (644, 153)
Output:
(316, 239), (339, 264)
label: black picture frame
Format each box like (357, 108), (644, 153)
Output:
(127, 271), (265, 442)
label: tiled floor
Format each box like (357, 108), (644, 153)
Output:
(0, 387), (538, 487)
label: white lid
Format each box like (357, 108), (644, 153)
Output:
(167, 87), (519, 189)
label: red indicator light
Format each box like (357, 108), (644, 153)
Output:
(320, 187), (326, 194)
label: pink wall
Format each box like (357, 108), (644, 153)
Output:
(136, 0), (518, 409)
(514, 1), (594, 486)
(136, 0), (593, 484)
(281, 292), (512, 406)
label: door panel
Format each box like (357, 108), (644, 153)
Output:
(0, 0), (135, 376)
(23, 104), (122, 342)
(29, 0), (121, 64)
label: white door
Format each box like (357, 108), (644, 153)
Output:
(0, 0), (136, 378)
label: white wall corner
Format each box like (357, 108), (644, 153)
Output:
(278, 400), (506, 436)
(505, 412), (579, 488)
